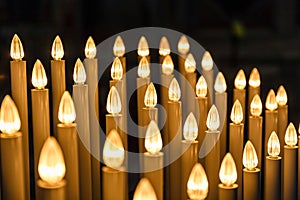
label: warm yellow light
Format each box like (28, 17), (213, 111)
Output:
(267, 131), (280, 157)
(196, 76), (207, 98)
(145, 120), (163, 154)
(133, 178), (157, 200)
(159, 36), (170, 56)
(0, 95), (21, 134)
(51, 35), (64, 60)
(266, 89), (278, 111)
(106, 86), (122, 114)
(10, 34), (24, 60)
(206, 105), (220, 131)
(214, 72), (227, 93)
(144, 83), (157, 108)
(58, 91), (76, 124)
(250, 95), (262, 117)
(103, 129), (125, 168)
(138, 36), (149, 57)
(162, 55), (174, 75)
(242, 141), (258, 170)
(285, 123), (297, 146)
(32, 59), (47, 89)
(111, 57), (123, 80)
(184, 53), (196, 73)
(276, 85), (288, 106)
(138, 57), (150, 78)
(168, 78), (181, 102)
(73, 58), (86, 84)
(201, 51), (213, 71)
(38, 137), (66, 185)
(219, 153), (237, 186)
(178, 35), (190, 55)
(234, 69), (246, 90)
(85, 36), (96, 59)
(248, 68), (260, 88)
(187, 163), (209, 200)
(183, 112), (198, 141)
(113, 36), (125, 57)
(230, 100), (243, 124)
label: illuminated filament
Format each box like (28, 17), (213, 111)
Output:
(168, 78), (181, 101)
(183, 112), (198, 141)
(10, 34), (24, 60)
(0, 95), (21, 134)
(185, 53), (196, 73)
(145, 120), (163, 154)
(234, 69), (246, 90)
(249, 68), (260, 88)
(267, 131), (280, 157)
(159, 36), (170, 56)
(187, 163), (209, 200)
(113, 35), (125, 57)
(206, 105), (220, 131)
(138, 57), (150, 78)
(51, 35), (64, 60)
(85, 36), (96, 59)
(106, 86), (121, 114)
(285, 123), (297, 146)
(266, 89), (278, 111)
(250, 95), (262, 117)
(138, 36), (149, 57)
(111, 57), (123, 80)
(230, 100), (243, 124)
(32, 59), (47, 89)
(58, 91), (76, 124)
(214, 72), (227, 93)
(219, 153), (237, 186)
(243, 141), (258, 170)
(73, 58), (86, 84)
(162, 55), (174, 75)
(178, 35), (190, 55)
(276, 85), (287, 106)
(133, 178), (157, 200)
(201, 51), (213, 71)
(196, 76), (207, 98)
(144, 83), (157, 108)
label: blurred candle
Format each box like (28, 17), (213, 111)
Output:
(201, 51), (214, 106)
(187, 163), (209, 200)
(138, 36), (150, 63)
(159, 36), (170, 63)
(233, 70), (246, 123)
(113, 35), (126, 71)
(133, 178), (157, 200)
(276, 85), (288, 154)
(248, 68), (260, 116)
(177, 35), (190, 76)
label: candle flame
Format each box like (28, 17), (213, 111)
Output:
(196, 76), (207, 98)
(214, 72), (227, 93)
(162, 55), (174, 75)
(145, 120), (163, 154)
(249, 68), (260, 88)
(168, 78), (181, 101)
(219, 153), (237, 186)
(267, 131), (280, 157)
(183, 112), (198, 141)
(138, 36), (149, 57)
(201, 51), (213, 71)
(106, 86), (122, 114)
(250, 95), (262, 117)
(285, 122), (297, 146)
(51, 35), (64, 60)
(230, 100), (243, 124)
(85, 36), (96, 59)
(184, 53), (196, 73)
(242, 141), (258, 170)
(144, 83), (157, 108)
(276, 85), (287, 106)
(113, 36), (125, 57)
(266, 89), (278, 111)
(133, 178), (157, 200)
(234, 69), (246, 90)
(187, 163), (209, 200)
(138, 57), (150, 78)
(0, 95), (21, 134)
(58, 91), (76, 124)
(111, 57), (123, 80)
(32, 59), (47, 89)
(206, 105), (220, 131)
(178, 35), (190, 55)
(38, 137), (66, 185)
(10, 34), (24, 60)
(73, 58), (86, 84)
(159, 36), (170, 56)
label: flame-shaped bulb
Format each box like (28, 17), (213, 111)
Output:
(111, 57), (123, 80)
(276, 85), (287, 106)
(250, 95), (262, 117)
(183, 112), (198, 141)
(32, 59), (47, 89)
(219, 153), (237, 186)
(206, 105), (220, 131)
(230, 100), (243, 124)
(214, 72), (227, 93)
(185, 53), (196, 73)
(113, 36), (125, 57)
(145, 120), (163, 154)
(58, 91), (76, 124)
(162, 55), (174, 75)
(0, 95), (21, 134)
(138, 36), (149, 57)
(138, 57), (150, 78)
(267, 131), (280, 157)
(51, 35), (64, 60)
(234, 69), (246, 90)
(133, 178), (157, 200)
(178, 35), (190, 55)
(144, 83), (157, 108)
(85, 36), (96, 59)
(243, 141), (258, 170)
(159, 36), (170, 56)
(196, 76), (207, 98)
(187, 163), (209, 200)
(285, 123), (297, 146)
(168, 78), (181, 101)
(249, 68), (260, 88)
(10, 34), (24, 60)
(266, 89), (278, 111)
(201, 51), (213, 71)
(106, 86), (121, 114)
(73, 58), (86, 84)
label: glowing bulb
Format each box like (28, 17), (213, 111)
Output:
(85, 36), (96, 59)
(184, 53), (196, 73)
(285, 123), (297, 146)
(145, 120), (163, 154)
(51, 35), (64, 60)
(276, 85), (287, 106)
(162, 55), (174, 75)
(183, 113), (198, 141)
(73, 58), (86, 84)
(138, 57), (150, 78)
(32, 59), (47, 89)
(0, 95), (21, 134)
(187, 163), (209, 200)
(106, 86), (121, 114)
(159, 36), (170, 56)
(103, 129), (125, 168)
(113, 36), (125, 57)
(201, 51), (213, 71)
(242, 141), (258, 170)
(138, 36), (149, 57)
(38, 137), (66, 185)
(133, 178), (157, 200)
(168, 78), (181, 101)
(178, 35), (190, 55)
(267, 131), (280, 157)
(250, 95), (262, 117)
(206, 105), (220, 131)
(58, 91), (76, 124)
(111, 57), (123, 80)
(249, 68), (260, 88)
(266, 89), (278, 111)
(214, 72), (227, 93)
(234, 69), (246, 90)
(196, 76), (207, 98)
(144, 83), (157, 108)
(230, 100), (243, 124)
(219, 153), (237, 186)
(10, 34), (24, 60)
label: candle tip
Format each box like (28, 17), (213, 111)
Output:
(32, 59), (47, 89)
(178, 35), (190, 55)
(184, 53), (196, 73)
(214, 72), (227, 93)
(133, 178), (157, 200)
(243, 141), (258, 170)
(51, 35), (64, 60)
(234, 69), (246, 90)
(106, 86), (122, 114)
(196, 76), (207, 97)
(230, 100), (243, 124)
(138, 57), (150, 78)
(73, 58), (86, 84)
(201, 51), (213, 71)
(266, 89), (278, 111)
(137, 36), (149, 57)
(113, 35), (125, 57)
(0, 95), (21, 134)
(159, 36), (170, 56)
(162, 55), (174, 75)
(285, 122), (297, 146)
(85, 36), (96, 59)
(250, 95), (262, 117)
(249, 68), (260, 87)
(10, 34), (24, 60)
(267, 131), (280, 157)
(58, 91), (76, 124)
(219, 153), (237, 186)
(276, 85), (288, 106)
(111, 57), (123, 80)
(183, 112), (198, 141)
(187, 163), (209, 200)
(144, 83), (157, 108)
(145, 120), (162, 154)
(206, 105), (220, 131)
(168, 77), (181, 101)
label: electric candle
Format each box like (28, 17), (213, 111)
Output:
(113, 35), (126, 71)
(187, 163), (209, 200)
(159, 36), (170, 63)
(276, 85), (288, 154)
(201, 51), (214, 106)
(133, 178), (157, 200)
(233, 70), (246, 123)
(138, 36), (150, 63)
(177, 35), (190, 77)
(248, 68), (260, 116)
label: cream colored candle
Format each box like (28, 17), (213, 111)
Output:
(159, 36), (170, 64)
(0, 95), (26, 200)
(248, 68), (260, 116)
(177, 35), (190, 76)
(276, 85), (288, 154)
(133, 178), (158, 200)
(233, 70), (246, 124)
(201, 51), (214, 106)
(138, 36), (150, 63)
(37, 137), (66, 200)
(10, 34), (30, 199)
(187, 163), (209, 200)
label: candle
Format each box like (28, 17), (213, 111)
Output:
(159, 36), (170, 64)
(10, 34), (30, 199)
(242, 141), (260, 200)
(248, 68), (260, 116)
(214, 72), (228, 159)
(137, 36), (150, 63)
(0, 95), (26, 200)
(51, 35), (66, 135)
(72, 59), (92, 200)
(233, 69), (246, 124)
(113, 35), (126, 71)
(177, 35), (190, 76)
(264, 131), (281, 200)
(181, 113), (199, 200)
(283, 123), (298, 200)
(187, 163), (209, 200)
(133, 178), (157, 200)
(37, 137), (66, 200)
(248, 95), (263, 168)
(218, 153), (238, 200)
(102, 129), (126, 200)
(229, 100), (244, 200)
(31, 59), (51, 192)
(276, 85), (288, 154)
(144, 120), (164, 200)
(56, 91), (80, 200)
(201, 51), (214, 106)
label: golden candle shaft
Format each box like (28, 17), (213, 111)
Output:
(243, 168), (261, 200)
(183, 73), (196, 118)
(248, 86), (260, 116)
(283, 146), (298, 200)
(178, 54), (186, 78)
(36, 180), (66, 200)
(218, 184), (238, 200)
(248, 116), (263, 168)
(196, 97), (208, 164)
(57, 124), (80, 200)
(137, 77), (150, 127)
(119, 56), (126, 74)
(159, 55), (166, 64)
(140, 107), (158, 153)
(264, 110), (278, 158)
(138, 55), (150, 64)
(278, 105), (288, 154)
(106, 114), (125, 147)
(264, 156), (281, 200)
(102, 167), (126, 200)
(233, 89), (246, 124)
(203, 69), (214, 106)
